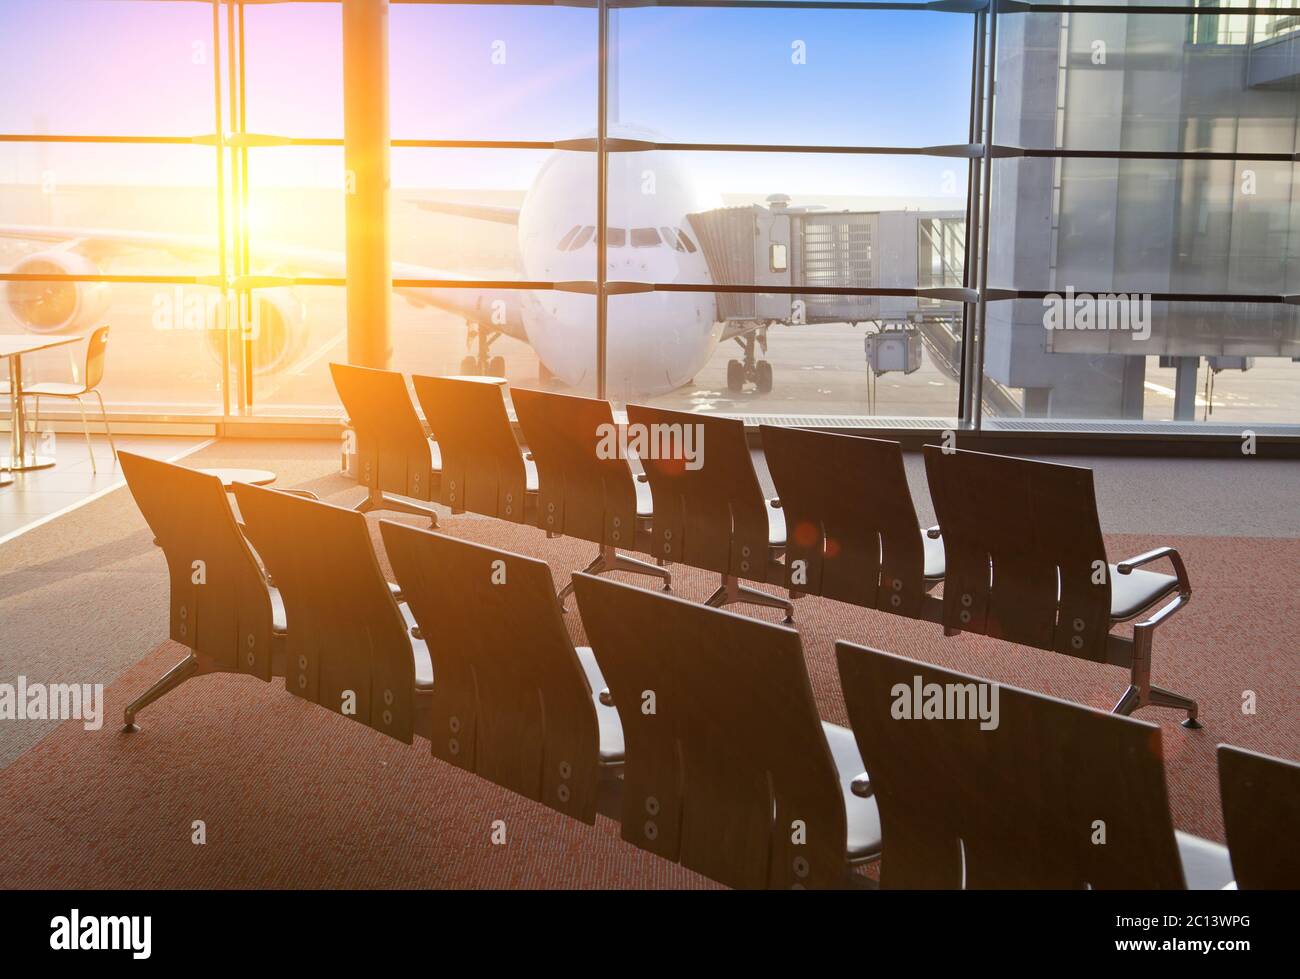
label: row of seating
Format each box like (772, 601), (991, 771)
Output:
(118, 450), (1299, 890)
(330, 363), (1198, 726)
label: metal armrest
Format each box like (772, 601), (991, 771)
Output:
(1116, 545), (1191, 592)
(924, 524), (942, 539)
(280, 489), (320, 501)
(635, 472), (649, 483)
(770, 498), (782, 509)
(850, 773), (873, 799)
(1116, 546), (1192, 629)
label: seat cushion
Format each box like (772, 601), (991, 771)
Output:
(821, 720), (883, 862)
(767, 500), (787, 548)
(21, 381), (86, 397)
(1110, 566), (1179, 620)
(922, 532), (945, 580)
(1176, 830), (1235, 890)
(575, 646), (625, 763)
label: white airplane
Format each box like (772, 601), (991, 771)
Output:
(0, 123), (783, 401)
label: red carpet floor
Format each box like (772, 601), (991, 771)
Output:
(0, 511), (1296, 888)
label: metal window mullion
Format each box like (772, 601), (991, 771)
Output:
(596, 0), (609, 401)
(238, 0), (254, 412)
(210, 0), (230, 421)
(960, 8), (986, 425)
(226, 0), (248, 418)
(972, 0), (999, 431)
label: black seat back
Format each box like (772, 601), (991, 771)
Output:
(411, 374), (528, 522)
(381, 522), (603, 822)
(120, 451), (274, 680)
(512, 387), (640, 548)
(330, 362), (435, 502)
(574, 573), (849, 888)
(762, 426), (926, 616)
(626, 404), (769, 579)
(1218, 744), (1300, 889)
(233, 483), (417, 744)
(836, 641), (1186, 888)
(923, 445), (1112, 661)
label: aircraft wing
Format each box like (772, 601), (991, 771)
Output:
(0, 223), (530, 342)
(409, 200), (520, 225)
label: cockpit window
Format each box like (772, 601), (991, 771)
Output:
(630, 227), (661, 248)
(557, 225), (580, 250)
(676, 228), (698, 253)
(569, 226), (594, 250)
(606, 227), (627, 248)
(661, 226), (685, 252)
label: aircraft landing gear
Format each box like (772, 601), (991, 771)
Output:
(727, 329), (773, 394)
(461, 321), (505, 377)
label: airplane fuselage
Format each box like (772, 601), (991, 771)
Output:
(516, 128), (722, 399)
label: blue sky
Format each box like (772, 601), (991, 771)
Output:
(0, 0), (973, 198)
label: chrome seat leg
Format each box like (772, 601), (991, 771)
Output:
(705, 574), (795, 623)
(122, 652), (199, 732)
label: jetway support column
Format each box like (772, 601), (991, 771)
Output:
(1173, 356), (1199, 422)
(343, 0), (392, 369)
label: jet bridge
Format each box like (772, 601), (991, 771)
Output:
(687, 197), (989, 398)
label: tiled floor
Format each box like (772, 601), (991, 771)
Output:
(0, 434), (208, 541)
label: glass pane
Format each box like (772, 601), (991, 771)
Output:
(244, 1), (343, 139)
(0, 144), (219, 266)
(391, 5), (596, 141)
(996, 12), (1300, 155)
(980, 298), (1300, 428)
(0, 0), (216, 136)
(617, 8), (973, 147)
(618, 290), (964, 420)
(4, 282), (229, 417)
(988, 157), (1296, 298)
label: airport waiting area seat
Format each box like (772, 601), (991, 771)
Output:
(382, 522), (623, 823)
(234, 482), (430, 744)
(114, 451), (1300, 890)
(573, 572), (880, 888)
(760, 425), (944, 616)
(411, 373), (536, 524)
(922, 445), (1199, 726)
(327, 370), (1203, 726)
(330, 362), (440, 526)
(1218, 745), (1300, 889)
(118, 451), (283, 731)
(627, 403), (792, 620)
(835, 643), (1232, 889)
(511, 387), (670, 606)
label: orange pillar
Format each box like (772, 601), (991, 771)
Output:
(342, 0), (392, 368)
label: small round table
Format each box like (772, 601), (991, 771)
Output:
(197, 468), (277, 490)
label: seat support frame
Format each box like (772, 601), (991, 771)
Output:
(351, 486), (438, 526)
(705, 573), (795, 622)
(558, 545), (671, 610)
(1108, 547), (1199, 728)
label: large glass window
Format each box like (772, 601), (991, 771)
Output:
(1, 1), (1294, 435)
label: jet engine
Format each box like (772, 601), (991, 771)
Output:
(4, 251), (110, 334)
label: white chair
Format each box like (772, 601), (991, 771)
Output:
(20, 325), (117, 473)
